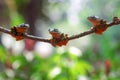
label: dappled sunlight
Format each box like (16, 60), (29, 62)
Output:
(1, 33), (25, 54)
(23, 51), (34, 62)
(78, 75), (89, 80)
(34, 42), (53, 58)
(12, 60), (20, 69)
(5, 69), (15, 78)
(49, 67), (61, 78)
(69, 46), (82, 57)
(1, 33), (14, 49)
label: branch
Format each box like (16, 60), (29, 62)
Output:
(24, 34), (51, 43)
(68, 29), (95, 40)
(0, 27), (51, 43)
(0, 16), (120, 47)
(69, 16), (120, 40)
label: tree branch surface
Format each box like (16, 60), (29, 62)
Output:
(0, 16), (120, 46)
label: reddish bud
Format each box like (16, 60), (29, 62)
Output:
(5, 60), (13, 69)
(104, 60), (111, 76)
(24, 39), (36, 51)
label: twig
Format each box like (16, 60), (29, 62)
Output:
(24, 34), (51, 43)
(0, 27), (11, 34)
(0, 27), (51, 43)
(68, 16), (120, 40)
(68, 29), (95, 40)
(0, 16), (120, 46)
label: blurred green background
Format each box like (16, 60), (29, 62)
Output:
(0, 0), (120, 80)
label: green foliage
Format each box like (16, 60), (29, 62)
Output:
(0, 46), (92, 80)
(0, 46), (7, 62)
(10, 13), (24, 26)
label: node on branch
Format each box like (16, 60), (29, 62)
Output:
(11, 23), (29, 41)
(0, 16), (120, 47)
(49, 29), (68, 46)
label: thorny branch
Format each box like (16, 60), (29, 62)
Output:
(0, 16), (120, 46)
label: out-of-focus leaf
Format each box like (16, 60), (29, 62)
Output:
(99, 34), (115, 59)
(0, 46), (7, 62)
(30, 72), (42, 80)
(10, 13), (24, 26)
(0, 73), (6, 80)
(71, 60), (92, 75)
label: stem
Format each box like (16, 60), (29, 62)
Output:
(0, 16), (120, 46)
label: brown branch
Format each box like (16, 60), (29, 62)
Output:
(68, 29), (95, 40)
(0, 27), (11, 34)
(68, 16), (120, 40)
(0, 26), (51, 43)
(24, 34), (51, 43)
(0, 16), (120, 46)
